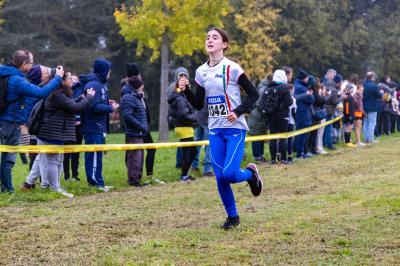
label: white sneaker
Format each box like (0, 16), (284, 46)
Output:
(98, 185), (113, 192)
(357, 142), (367, 146)
(372, 140), (379, 144)
(317, 149), (328, 155)
(55, 188), (74, 198)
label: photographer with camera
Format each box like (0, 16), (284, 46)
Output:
(0, 50), (64, 193)
(294, 69), (315, 159)
(36, 72), (95, 198)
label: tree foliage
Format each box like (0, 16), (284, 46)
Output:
(114, 0), (230, 61)
(0, 0), (4, 27)
(229, 0), (287, 81)
(114, 0), (230, 140)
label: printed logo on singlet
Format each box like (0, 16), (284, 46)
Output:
(207, 96), (229, 118)
(214, 74), (224, 78)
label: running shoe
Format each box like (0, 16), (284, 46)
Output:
(221, 216), (240, 230)
(246, 163), (263, 196)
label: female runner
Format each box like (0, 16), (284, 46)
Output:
(183, 28), (263, 229)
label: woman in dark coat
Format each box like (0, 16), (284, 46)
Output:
(37, 72), (95, 198)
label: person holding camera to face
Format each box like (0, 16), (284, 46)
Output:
(0, 50), (64, 193)
(294, 69), (315, 159)
(35, 72), (95, 198)
(168, 73), (197, 181)
(81, 58), (118, 192)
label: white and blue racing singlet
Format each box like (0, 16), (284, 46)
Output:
(195, 57), (248, 131)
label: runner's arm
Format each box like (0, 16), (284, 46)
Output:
(183, 83), (205, 111)
(233, 73), (258, 117)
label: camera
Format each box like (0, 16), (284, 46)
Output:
(50, 68), (57, 76)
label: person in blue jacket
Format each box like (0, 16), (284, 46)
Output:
(121, 76), (149, 187)
(362, 71), (383, 143)
(0, 50), (64, 193)
(81, 58), (118, 192)
(294, 69), (315, 159)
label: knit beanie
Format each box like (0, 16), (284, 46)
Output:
(126, 63), (140, 77)
(334, 74), (343, 84)
(297, 69), (308, 80)
(27, 64), (42, 85)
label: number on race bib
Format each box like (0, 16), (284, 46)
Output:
(208, 103), (228, 117)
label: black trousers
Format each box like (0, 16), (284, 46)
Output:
(143, 132), (156, 176)
(269, 118), (289, 161)
(180, 137), (197, 177)
(63, 125), (83, 179)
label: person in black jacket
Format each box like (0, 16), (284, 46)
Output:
(37, 72), (95, 198)
(121, 76), (149, 187)
(121, 63), (159, 183)
(167, 74), (197, 181)
(323, 80), (341, 150)
(267, 70), (293, 164)
(308, 77), (330, 155)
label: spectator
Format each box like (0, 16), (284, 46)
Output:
(0, 50), (63, 193)
(281, 66), (293, 84)
(121, 76), (149, 187)
(287, 84), (296, 162)
(390, 84), (400, 134)
(353, 84), (365, 146)
(323, 79), (341, 150)
(126, 63), (158, 183)
(36, 72), (94, 197)
(294, 69), (314, 159)
(321, 69), (336, 85)
(63, 75), (84, 181)
(362, 71), (382, 143)
(168, 67), (190, 169)
(121, 63), (158, 183)
(191, 91), (213, 177)
(248, 74), (270, 162)
(168, 74), (197, 181)
(310, 78), (330, 155)
(81, 58), (118, 192)
(20, 65), (55, 190)
(342, 84), (357, 147)
(267, 70), (293, 164)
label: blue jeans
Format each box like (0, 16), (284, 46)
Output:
(209, 128), (252, 218)
(295, 113), (311, 158)
(84, 134), (105, 187)
(323, 115), (333, 148)
(0, 121), (20, 193)
(192, 124), (212, 173)
(363, 112), (377, 143)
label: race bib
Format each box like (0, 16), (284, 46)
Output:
(207, 96), (229, 117)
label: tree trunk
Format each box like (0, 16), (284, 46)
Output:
(158, 30), (169, 141)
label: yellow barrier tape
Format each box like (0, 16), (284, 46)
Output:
(0, 116), (342, 153)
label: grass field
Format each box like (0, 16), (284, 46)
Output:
(0, 132), (399, 265)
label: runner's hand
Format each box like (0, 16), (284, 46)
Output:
(227, 112), (237, 122)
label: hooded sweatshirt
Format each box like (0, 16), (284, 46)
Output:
(81, 58), (113, 134)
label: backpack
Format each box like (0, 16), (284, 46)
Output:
(0, 76), (10, 113)
(26, 97), (57, 135)
(26, 98), (47, 135)
(256, 85), (282, 118)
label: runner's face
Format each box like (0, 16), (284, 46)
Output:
(206, 30), (227, 54)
